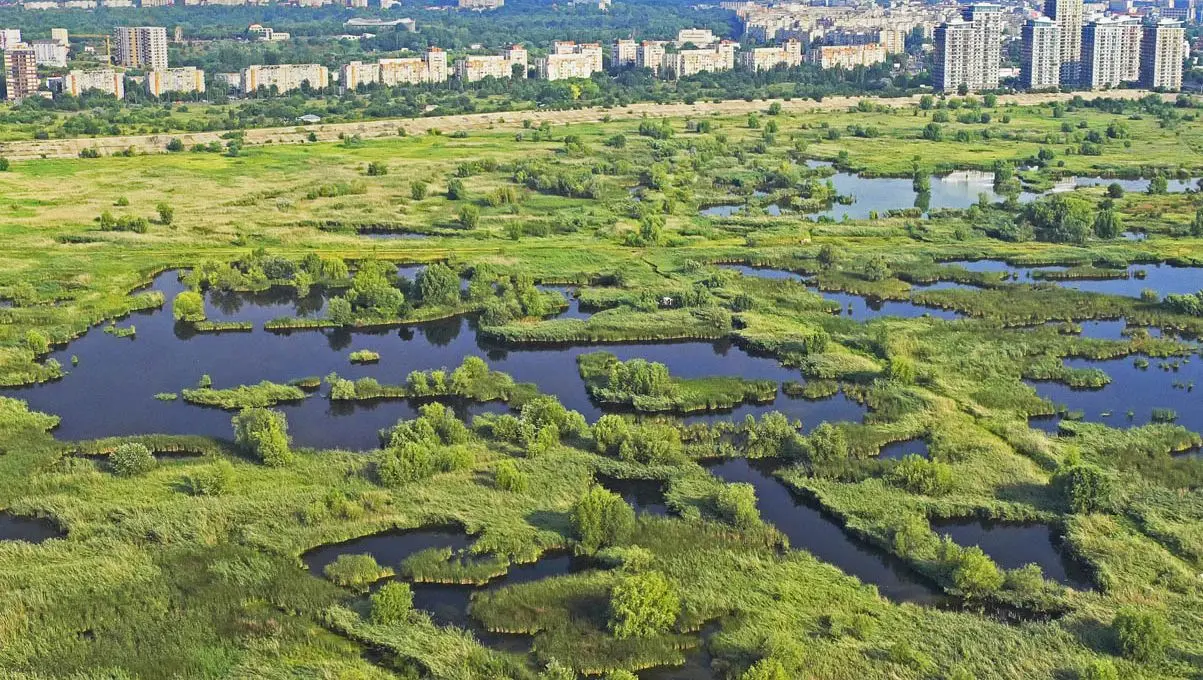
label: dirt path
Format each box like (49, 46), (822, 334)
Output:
(0, 90), (1163, 160)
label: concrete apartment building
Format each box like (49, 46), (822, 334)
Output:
(636, 41), (666, 74)
(1140, 19), (1185, 90)
(807, 43), (887, 70)
(458, 0), (503, 9)
(739, 38), (803, 71)
(664, 41), (737, 78)
(147, 66), (205, 96)
(1118, 16), (1143, 82)
(1044, 0), (1083, 84)
(453, 45), (527, 82)
(62, 69), (124, 98)
(933, 4), (1002, 92)
(113, 26), (168, 71)
(675, 28), (717, 46)
(0, 29), (22, 51)
(241, 63), (329, 94)
(535, 41), (603, 80)
(342, 48), (448, 90)
(612, 39), (637, 67)
(825, 28), (908, 54)
(1020, 17), (1060, 90)
(32, 39), (67, 67)
(50, 28), (68, 46)
(1081, 16), (1138, 90)
(2, 44), (38, 100)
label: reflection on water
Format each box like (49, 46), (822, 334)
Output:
(931, 518), (1093, 590)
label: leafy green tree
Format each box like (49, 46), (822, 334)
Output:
(165, 138), (184, 152)
(410, 180), (428, 200)
(887, 455), (954, 496)
(377, 442), (434, 486)
(1106, 183), (1125, 199)
(572, 485), (635, 552)
(1113, 607), (1171, 661)
(327, 296), (354, 325)
(366, 161), (388, 176)
(1093, 209), (1122, 239)
(156, 202), (174, 225)
(1147, 175), (1168, 195)
(950, 546), (1004, 595)
(172, 291), (205, 322)
(0, 157), (10, 170)
(458, 203), (480, 229)
(808, 422), (849, 465)
(741, 659), (788, 680)
(447, 177), (467, 200)
(232, 408), (292, 467)
(1079, 659), (1119, 680)
(608, 570), (680, 639)
(25, 329), (49, 354)
(1053, 464), (1114, 514)
(111, 443), (156, 477)
(716, 483), (760, 529)
(1024, 194), (1094, 244)
(417, 262), (461, 307)
(494, 459), (529, 492)
(370, 582), (413, 624)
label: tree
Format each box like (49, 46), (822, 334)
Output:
(571, 485), (635, 552)
(1192, 208), (1203, 237)
(1113, 607), (1171, 661)
(1147, 175), (1168, 195)
(111, 443), (156, 477)
(366, 161), (388, 176)
(25, 329), (49, 354)
(410, 181), (429, 200)
(172, 291), (205, 322)
(1106, 183), (1125, 199)
(370, 582), (413, 624)
(950, 546), (1004, 595)
(887, 455), (954, 496)
(608, 570), (680, 639)
(417, 263), (461, 307)
(716, 483), (760, 529)
(458, 203), (480, 229)
(1053, 464), (1113, 514)
(1024, 194), (1093, 244)
(494, 459), (529, 492)
(166, 138), (184, 152)
(741, 659), (789, 680)
(1093, 209), (1122, 239)
(447, 177), (467, 200)
(1078, 659), (1119, 680)
(232, 408), (292, 466)
(808, 422), (849, 465)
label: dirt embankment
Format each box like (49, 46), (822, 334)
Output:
(0, 90), (1162, 160)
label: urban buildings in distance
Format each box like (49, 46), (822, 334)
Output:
(113, 26), (168, 71)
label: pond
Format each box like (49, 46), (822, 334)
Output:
(595, 474), (670, 517)
(930, 518), (1093, 590)
(1071, 176), (1201, 193)
(1027, 354), (1203, 433)
(5, 271), (869, 451)
(943, 261), (1203, 299)
(878, 438), (929, 460)
(705, 458), (943, 604)
(302, 526), (472, 577)
(0, 512), (62, 543)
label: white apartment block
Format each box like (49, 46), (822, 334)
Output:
(32, 39), (68, 67)
(536, 42), (603, 80)
(113, 26), (168, 70)
(3, 44), (38, 100)
(636, 41), (666, 73)
(739, 38), (803, 71)
(1118, 16), (1143, 82)
(612, 38), (637, 67)
(140, 0), (174, 6)
(933, 4), (1002, 92)
(1044, 0), (1083, 84)
(50, 28), (68, 45)
(664, 41), (737, 78)
(342, 48), (449, 90)
(675, 28), (717, 46)
(0, 29), (22, 50)
(1081, 16), (1138, 89)
(147, 66), (205, 96)
(1020, 17), (1060, 90)
(1140, 19), (1185, 91)
(453, 45), (526, 81)
(458, 0), (503, 9)
(242, 63), (329, 94)
(248, 25), (290, 41)
(63, 68), (124, 98)
(807, 43), (887, 70)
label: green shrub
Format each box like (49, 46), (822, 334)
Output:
(232, 408), (292, 467)
(1078, 659), (1119, 680)
(887, 455), (954, 496)
(370, 582), (413, 624)
(950, 546), (1004, 596)
(494, 460), (529, 493)
(572, 485), (635, 553)
(608, 570), (680, 639)
(110, 443), (156, 477)
(716, 483), (760, 529)
(172, 291), (205, 322)
(1113, 607), (1171, 662)
(324, 553), (389, 588)
(181, 460), (233, 496)
(1053, 464), (1114, 514)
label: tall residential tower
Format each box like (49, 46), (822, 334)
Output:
(1021, 17), (1061, 90)
(1043, 0), (1083, 84)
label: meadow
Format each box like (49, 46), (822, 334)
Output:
(0, 92), (1201, 680)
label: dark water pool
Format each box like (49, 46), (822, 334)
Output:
(0, 512), (63, 543)
(878, 438), (929, 460)
(931, 518), (1093, 590)
(595, 474), (670, 517)
(705, 458), (942, 604)
(944, 261), (1203, 299)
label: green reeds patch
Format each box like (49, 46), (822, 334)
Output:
(480, 308), (732, 344)
(578, 351), (777, 414)
(192, 320), (253, 333)
(181, 380), (307, 409)
(349, 349), (381, 364)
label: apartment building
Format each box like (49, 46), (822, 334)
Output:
(342, 48), (449, 90)
(147, 66), (205, 96)
(50, 28), (68, 45)
(612, 38), (637, 68)
(454, 44), (527, 81)
(248, 25), (290, 41)
(113, 26), (168, 70)
(739, 38), (803, 71)
(636, 41), (666, 74)
(932, 4), (1002, 92)
(825, 28), (908, 54)
(241, 63), (329, 94)
(675, 28), (717, 46)
(62, 68), (124, 98)
(1044, 0), (1083, 84)
(32, 39), (67, 67)
(0, 29), (22, 51)
(1139, 18), (1185, 91)
(2, 44), (38, 100)
(458, 0), (503, 9)
(535, 41), (603, 80)
(1081, 16), (1138, 89)
(664, 41), (737, 78)
(1020, 17), (1060, 90)
(807, 43), (887, 70)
